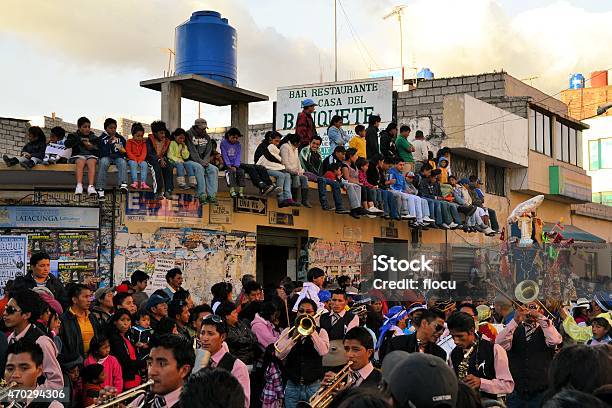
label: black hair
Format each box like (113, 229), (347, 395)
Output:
(367, 114), (381, 126)
(131, 122), (145, 136)
(449, 175), (457, 181)
(413, 308), (445, 327)
(327, 163), (340, 172)
(455, 382), (482, 408)
(103, 118), (117, 130)
(328, 387), (390, 408)
(151, 120), (168, 135)
(77, 117), (91, 128)
(420, 163), (433, 172)
(542, 388), (608, 408)
(27, 126), (46, 144)
(215, 301), (236, 318)
(172, 128), (187, 140)
(430, 169), (442, 177)
(50, 126), (66, 139)
(415, 130), (424, 139)
(11, 289), (43, 323)
(355, 157), (368, 169)
(81, 363), (104, 383)
(331, 289), (348, 300)
(312, 135), (323, 143)
(399, 125), (411, 133)
(343, 326), (374, 350)
(225, 127), (242, 138)
(7, 339), (43, 367)
(135, 309), (150, 322)
(469, 175), (478, 182)
(386, 122), (398, 132)
(297, 298), (318, 312)
(179, 367), (245, 408)
(428, 150), (434, 160)
(264, 130), (282, 142)
(447, 311), (475, 333)
(344, 147), (358, 162)
(108, 308), (132, 331)
(88, 335), (109, 357)
(281, 133), (301, 146)
(188, 304), (213, 324)
(168, 299), (189, 319)
(328, 115), (343, 131)
(165, 268), (182, 282)
(156, 317), (177, 335)
(592, 317), (611, 333)
(337, 275), (351, 286)
(259, 301), (278, 321)
(211, 282), (232, 302)
(67, 283), (90, 304)
(458, 303), (478, 317)
(354, 124), (365, 134)
(201, 315), (227, 336)
(29, 252), (50, 267)
(383, 157), (396, 165)
(307, 267), (325, 282)
(369, 154), (383, 163)
(130, 270), (149, 285)
(113, 292), (132, 309)
(243, 280), (262, 295)
(333, 146), (347, 154)
(173, 289), (191, 303)
(549, 344), (612, 395)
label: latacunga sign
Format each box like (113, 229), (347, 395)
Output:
(276, 77), (393, 156)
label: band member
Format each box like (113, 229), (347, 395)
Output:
(129, 334), (194, 408)
(199, 314), (250, 408)
(275, 298), (330, 408)
(292, 268), (325, 312)
(496, 302), (562, 408)
(447, 311), (514, 400)
(319, 290), (359, 371)
(3, 339), (63, 408)
(322, 327), (381, 390)
(382, 308), (447, 361)
(179, 368), (245, 408)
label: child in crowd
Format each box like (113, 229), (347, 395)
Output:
(349, 124), (367, 159)
(168, 128), (197, 190)
(43, 126), (70, 165)
(128, 310), (152, 379)
(326, 115), (350, 153)
(220, 127), (246, 198)
(387, 160), (418, 221)
(81, 363), (105, 407)
(66, 117), (99, 196)
(404, 171), (435, 226)
(210, 150), (224, 169)
(146, 121), (173, 199)
(324, 162), (342, 183)
(588, 315), (612, 346)
(438, 156), (450, 184)
(356, 157), (383, 214)
(256, 131), (296, 207)
(126, 123), (150, 190)
(3, 126), (46, 169)
(96, 118), (128, 198)
(342, 148), (376, 218)
(280, 133), (311, 207)
(427, 151), (437, 169)
(451, 176), (495, 235)
(108, 309), (143, 390)
(84, 335), (123, 393)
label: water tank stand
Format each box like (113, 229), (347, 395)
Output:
(141, 73), (269, 163)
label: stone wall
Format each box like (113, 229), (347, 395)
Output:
(0, 118), (31, 158)
(117, 118), (151, 137)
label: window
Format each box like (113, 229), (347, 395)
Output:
(589, 140), (600, 170)
(556, 121), (581, 166)
(555, 121), (562, 160)
(589, 138), (612, 170)
(451, 154), (478, 181)
(585, 252), (597, 281)
(529, 108), (552, 156)
(485, 164), (505, 196)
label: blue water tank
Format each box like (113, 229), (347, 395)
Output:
(175, 11), (237, 86)
(417, 68), (434, 80)
(569, 73), (585, 89)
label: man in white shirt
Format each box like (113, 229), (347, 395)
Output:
(411, 130), (429, 173)
(163, 268), (183, 300)
(292, 268), (326, 312)
(319, 289), (360, 371)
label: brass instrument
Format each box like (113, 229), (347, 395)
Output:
(0, 381), (17, 404)
(348, 304), (367, 316)
(306, 362), (354, 408)
(274, 310), (324, 353)
(458, 342), (477, 381)
(486, 279), (556, 320)
(86, 379), (154, 408)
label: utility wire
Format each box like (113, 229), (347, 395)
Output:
(337, 0), (380, 70)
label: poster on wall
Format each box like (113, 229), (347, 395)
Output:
(113, 228), (256, 304)
(125, 192), (202, 223)
(0, 206), (99, 229)
(57, 260), (98, 286)
(307, 239), (363, 286)
(0, 235), (28, 295)
(276, 77), (393, 157)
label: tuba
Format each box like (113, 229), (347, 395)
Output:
(305, 362), (354, 408)
(86, 379), (154, 408)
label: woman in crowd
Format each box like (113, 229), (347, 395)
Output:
(107, 309), (144, 390)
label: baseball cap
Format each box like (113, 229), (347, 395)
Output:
(382, 351), (458, 408)
(575, 298), (590, 309)
(94, 287), (114, 302)
(194, 118), (208, 128)
(301, 98), (317, 108)
(146, 294), (170, 310)
(319, 290), (332, 303)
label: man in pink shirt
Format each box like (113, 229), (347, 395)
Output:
(3, 289), (63, 390)
(250, 302), (280, 349)
(200, 314), (251, 408)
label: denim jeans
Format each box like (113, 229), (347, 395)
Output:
(506, 390), (545, 408)
(193, 163), (218, 197)
(284, 380), (320, 408)
(380, 189), (399, 218)
(317, 177), (345, 210)
(225, 167), (246, 188)
(174, 161), (195, 177)
(444, 202), (463, 224)
(267, 170), (292, 201)
(341, 180), (361, 209)
(425, 198), (444, 225)
(128, 160), (147, 184)
(97, 156), (127, 188)
(290, 174), (308, 189)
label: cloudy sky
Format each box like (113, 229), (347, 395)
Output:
(1, 0), (611, 130)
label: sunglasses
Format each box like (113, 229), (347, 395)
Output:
(5, 306), (21, 315)
(202, 315), (223, 324)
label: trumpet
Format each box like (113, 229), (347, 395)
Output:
(86, 379), (154, 408)
(306, 362), (354, 408)
(274, 310), (324, 353)
(0, 381), (17, 403)
(486, 279), (556, 320)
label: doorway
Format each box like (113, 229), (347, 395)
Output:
(256, 227), (308, 286)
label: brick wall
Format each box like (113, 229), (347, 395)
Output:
(117, 118), (151, 137)
(0, 118), (31, 158)
(561, 85), (612, 120)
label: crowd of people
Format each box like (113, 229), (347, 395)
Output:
(0, 251), (610, 408)
(2, 100), (499, 234)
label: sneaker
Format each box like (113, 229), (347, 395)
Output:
(19, 160), (34, 169)
(74, 183), (83, 195)
(230, 190), (238, 198)
(264, 184), (276, 195)
(274, 185), (283, 194)
(130, 182), (139, 189)
(42, 159), (49, 165)
(349, 209), (361, 219)
(448, 222), (459, 229)
(423, 216), (436, 223)
(48, 157), (56, 165)
(401, 214), (411, 220)
(482, 227), (496, 236)
(97, 189), (105, 200)
(208, 195), (218, 204)
(119, 183), (129, 193)
(199, 194), (208, 205)
(290, 199), (302, 207)
(441, 223), (451, 229)
(87, 185), (97, 196)
(140, 182), (151, 189)
(335, 208), (350, 214)
(368, 206), (384, 214)
(188, 176), (197, 187)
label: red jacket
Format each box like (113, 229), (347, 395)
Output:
(295, 111), (316, 146)
(126, 139), (147, 163)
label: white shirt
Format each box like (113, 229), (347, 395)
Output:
(411, 139), (428, 162)
(292, 282), (323, 312)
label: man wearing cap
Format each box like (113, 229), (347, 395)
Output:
(147, 294), (170, 333)
(296, 99), (318, 149)
(496, 302), (561, 408)
(381, 351), (458, 408)
(185, 118), (219, 205)
(91, 287), (114, 327)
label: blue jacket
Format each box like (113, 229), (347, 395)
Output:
(327, 126), (350, 152)
(387, 167), (405, 191)
(98, 132), (127, 159)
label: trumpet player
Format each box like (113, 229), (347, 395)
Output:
(496, 302), (562, 408)
(447, 311), (514, 401)
(3, 339), (63, 408)
(275, 299), (329, 408)
(128, 334), (194, 408)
